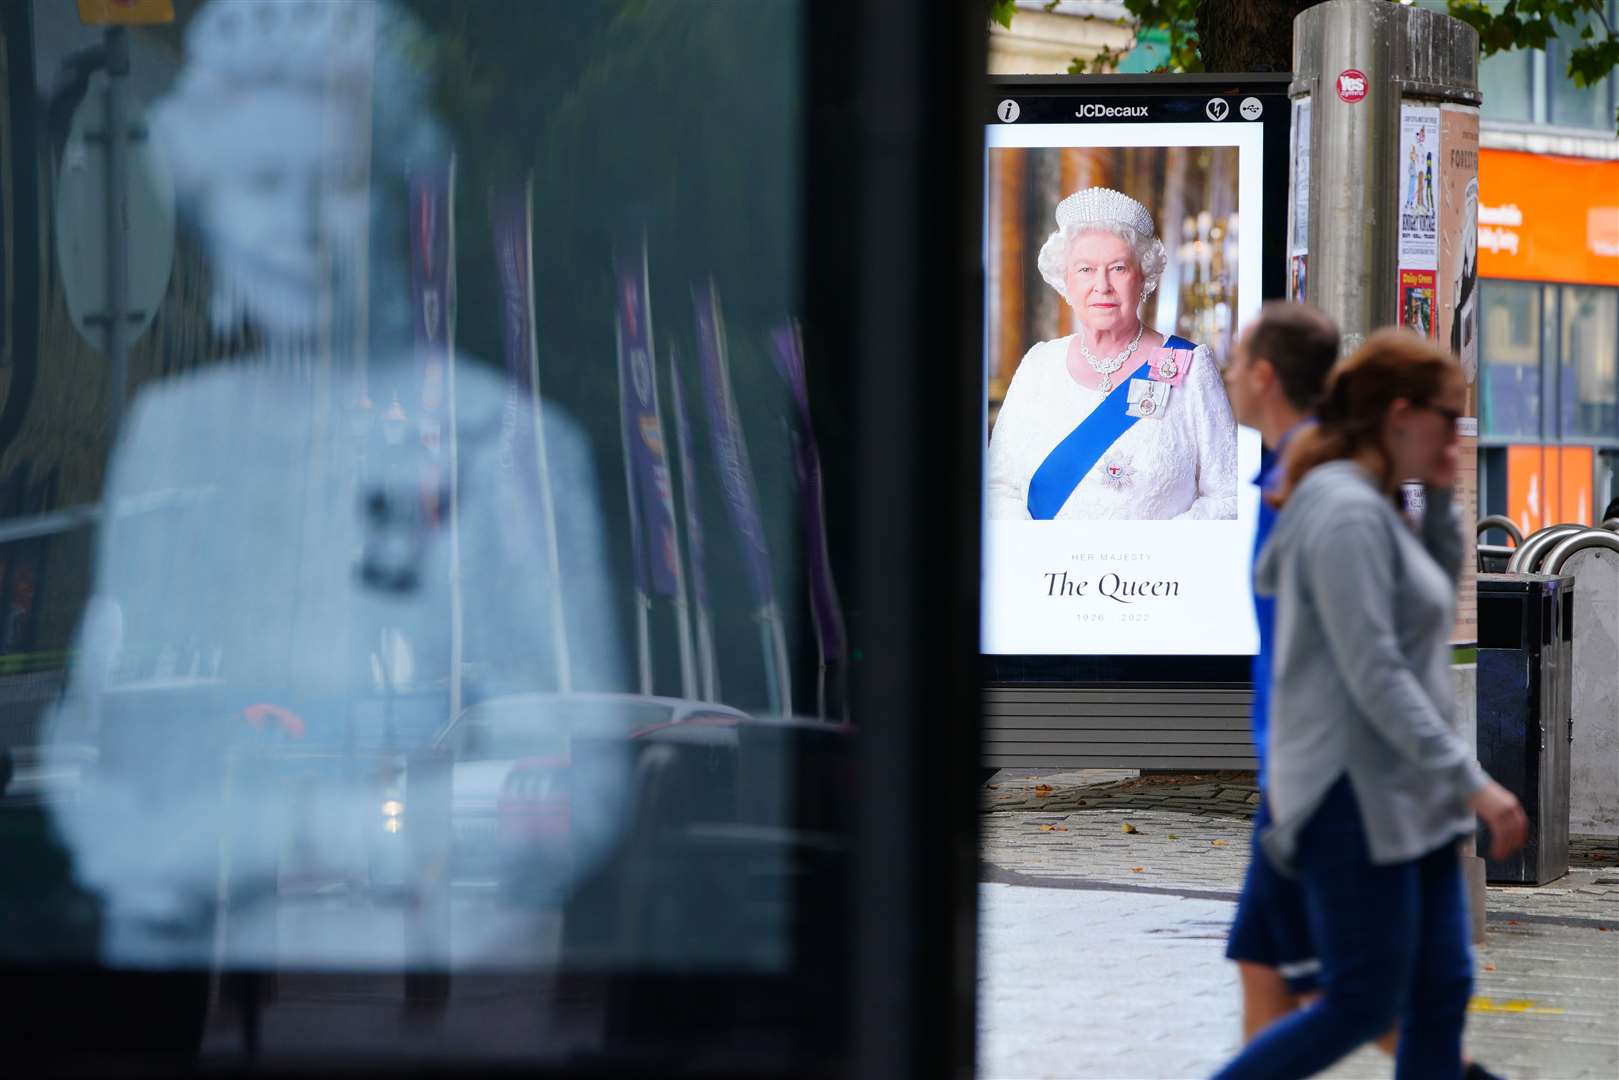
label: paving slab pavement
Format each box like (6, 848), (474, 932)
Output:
(984, 769), (1619, 923)
(980, 769), (1619, 1079)
(979, 881), (1618, 1080)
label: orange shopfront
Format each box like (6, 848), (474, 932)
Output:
(1476, 149), (1619, 537)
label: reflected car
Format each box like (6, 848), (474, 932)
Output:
(431, 693), (750, 901)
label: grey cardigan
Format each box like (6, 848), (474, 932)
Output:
(1254, 460), (1488, 873)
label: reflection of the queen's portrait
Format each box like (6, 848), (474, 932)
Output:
(986, 187), (1237, 521)
(45, 0), (628, 970)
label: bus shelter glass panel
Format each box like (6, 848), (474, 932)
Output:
(0, 0), (858, 1071)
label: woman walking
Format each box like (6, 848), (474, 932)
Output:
(1212, 329), (1527, 1080)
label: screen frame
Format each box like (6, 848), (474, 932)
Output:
(983, 73), (1292, 687)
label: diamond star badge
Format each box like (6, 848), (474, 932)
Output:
(1101, 459), (1135, 489)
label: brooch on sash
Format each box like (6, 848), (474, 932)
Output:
(1149, 346), (1193, 386)
(1126, 378), (1171, 420)
(1126, 343), (1193, 419)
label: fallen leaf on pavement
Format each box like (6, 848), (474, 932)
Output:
(1121, 822), (1138, 834)
(1166, 834), (1180, 840)
(1211, 839), (1228, 847)
(1033, 784), (1053, 797)
(1483, 964), (1496, 972)
(1468, 996), (1565, 1016)
(1130, 866), (1144, 873)
(1039, 824), (1055, 831)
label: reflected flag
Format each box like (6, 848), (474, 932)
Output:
(692, 281), (775, 610)
(492, 183), (573, 692)
(769, 322), (846, 669)
(695, 283), (791, 714)
(615, 251), (680, 596)
(408, 165), (453, 466)
(492, 191), (541, 493)
(668, 349), (709, 611)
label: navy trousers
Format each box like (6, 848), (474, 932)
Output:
(1211, 776), (1473, 1080)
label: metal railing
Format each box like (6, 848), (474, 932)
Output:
(1506, 524), (1588, 574)
(1491, 521), (1619, 575)
(1476, 514), (1524, 547)
(1542, 529), (1619, 575)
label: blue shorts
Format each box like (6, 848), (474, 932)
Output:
(1225, 795), (1321, 995)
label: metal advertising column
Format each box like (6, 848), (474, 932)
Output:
(1290, 0), (1481, 642)
(1290, 0), (1487, 935)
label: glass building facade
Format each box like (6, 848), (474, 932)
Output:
(1470, 1), (1619, 534)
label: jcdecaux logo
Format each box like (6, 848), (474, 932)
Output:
(1074, 103), (1149, 119)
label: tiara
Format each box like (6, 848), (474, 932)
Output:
(181, 0), (377, 88)
(1054, 187), (1156, 239)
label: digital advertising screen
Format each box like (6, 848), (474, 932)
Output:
(982, 78), (1290, 677)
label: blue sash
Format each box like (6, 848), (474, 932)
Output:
(1026, 377), (1137, 520)
(1024, 336), (1196, 520)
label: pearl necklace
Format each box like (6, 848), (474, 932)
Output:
(1077, 323), (1145, 392)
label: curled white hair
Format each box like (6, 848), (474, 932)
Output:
(1037, 220), (1168, 306)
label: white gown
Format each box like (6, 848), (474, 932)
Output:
(986, 334), (1238, 521)
(44, 357), (632, 968)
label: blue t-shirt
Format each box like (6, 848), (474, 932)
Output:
(1250, 423), (1309, 788)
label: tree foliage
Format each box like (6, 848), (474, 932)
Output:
(1083, 1), (1203, 73)
(1451, 1), (1619, 96)
(991, 0), (1619, 122)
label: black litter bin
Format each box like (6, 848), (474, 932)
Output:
(1477, 573), (1573, 885)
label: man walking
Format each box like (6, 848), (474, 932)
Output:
(1221, 301), (1340, 1039)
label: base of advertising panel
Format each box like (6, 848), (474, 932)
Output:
(983, 686), (1257, 771)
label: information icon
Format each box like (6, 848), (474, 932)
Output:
(1240, 96), (1263, 121)
(997, 99), (1020, 123)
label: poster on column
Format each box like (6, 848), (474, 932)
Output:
(1438, 103), (1480, 646)
(981, 83), (1290, 660)
(1399, 268), (1437, 339)
(1289, 97), (1310, 302)
(1397, 105), (1440, 270)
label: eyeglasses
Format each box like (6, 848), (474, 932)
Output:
(1420, 403), (1463, 430)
